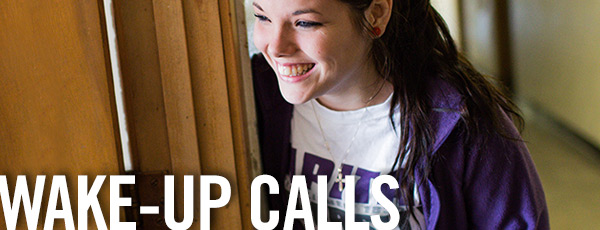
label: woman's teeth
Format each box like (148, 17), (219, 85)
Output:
(277, 63), (315, 76)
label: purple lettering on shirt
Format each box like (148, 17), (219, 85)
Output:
(329, 164), (354, 199)
(355, 168), (380, 204)
(301, 152), (334, 188)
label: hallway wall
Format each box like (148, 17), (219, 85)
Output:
(509, 0), (600, 147)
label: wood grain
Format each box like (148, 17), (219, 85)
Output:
(181, 0), (244, 228)
(218, 0), (262, 228)
(114, 0), (256, 228)
(152, 0), (203, 225)
(113, 0), (173, 173)
(0, 0), (123, 229)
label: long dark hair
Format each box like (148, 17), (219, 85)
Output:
(340, 0), (523, 223)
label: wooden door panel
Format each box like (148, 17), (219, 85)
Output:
(0, 1), (123, 229)
(113, 0), (257, 228)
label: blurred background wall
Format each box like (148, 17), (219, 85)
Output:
(462, 0), (600, 147)
(510, 0), (600, 147)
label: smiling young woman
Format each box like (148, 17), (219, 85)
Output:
(251, 0), (549, 229)
(252, 0), (393, 111)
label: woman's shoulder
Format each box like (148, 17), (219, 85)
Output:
(422, 76), (466, 157)
(425, 75), (532, 182)
(426, 76), (464, 112)
(426, 78), (549, 229)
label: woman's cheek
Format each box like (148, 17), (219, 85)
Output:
(253, 25), (268, 52)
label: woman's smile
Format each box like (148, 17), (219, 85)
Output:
(276, 62), (316, 83)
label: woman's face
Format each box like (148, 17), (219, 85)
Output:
(253, 0), (375, 105)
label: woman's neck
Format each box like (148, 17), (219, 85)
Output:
(316, 78), (393, 111)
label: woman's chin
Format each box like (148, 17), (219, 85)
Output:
(276, 80), (314, 105)
(280, 92), (310, 105)
(277, 88), (311, 105)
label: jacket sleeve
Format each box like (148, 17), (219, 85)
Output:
(462, 113), (549, 229)
(251, 53), (294, 230)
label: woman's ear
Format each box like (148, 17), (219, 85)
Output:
(364, 0), (393, 36)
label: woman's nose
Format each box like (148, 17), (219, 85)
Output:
(268, 26), (297, 57)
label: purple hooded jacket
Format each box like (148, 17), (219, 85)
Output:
(252, 54), (549, 229)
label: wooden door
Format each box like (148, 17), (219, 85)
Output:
(0, 0), (123, 229)
(0, 0), (259, 228)
(113, 0), (259, 229)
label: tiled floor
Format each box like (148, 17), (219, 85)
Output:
(522, 110), (600, 229)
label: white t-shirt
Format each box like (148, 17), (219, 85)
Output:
(288, 95), (426, 229)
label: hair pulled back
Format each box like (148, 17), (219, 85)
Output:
(339, 0), (523, 222)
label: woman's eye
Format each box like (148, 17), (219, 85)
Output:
(296, 21), (322, 28)
(254, 14), (271, 22)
